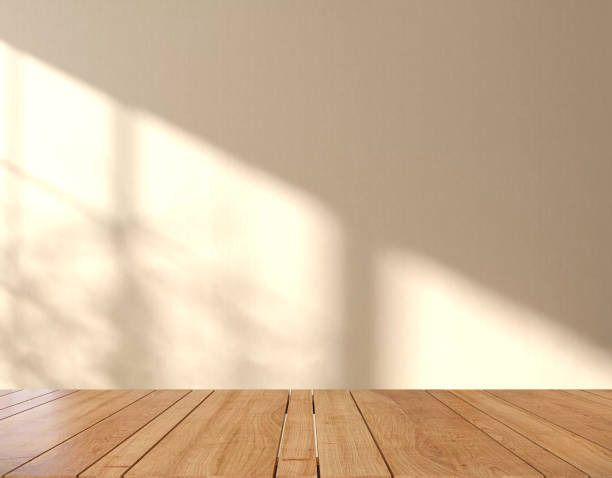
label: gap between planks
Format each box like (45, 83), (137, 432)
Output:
(115, 390), (215, 478)
(425, 390), (544, 476)
(74, 390), (194, 477)
(349, 391), (394, 478)
(313, 390), (320, 478)
(485, 390), (612, 453)
(274, 389), (319, 478)
(272, 390), (290, 478)
(436, 390), (587, 477)
(3, 390), (612, 478)
(1, 390), (156, 477)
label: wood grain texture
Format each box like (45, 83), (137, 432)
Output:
(8, 390), (187, 478)
(564, 390), (612, 408)
(0, 389), (150, 475)
(277, 390), (317, 478)
(0, 389), (610, 477)
(455, 390), (612, 477)
(315, 390), (390, 478)
(429, 390), (586, 477)
(585, 390), (612, 401)
(126, 390), (287, 478)
(0, 390), (76, 421)
(81, 390), (213, 478)
(353, 390), (540, 478)
(0, 389), (55, 409)
(491, 390), (612, 450)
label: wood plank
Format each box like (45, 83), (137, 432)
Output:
(81, 390), (213, 478)
(491, 390), (612, 450)
(126, 390), (287, 478)
(0, 390), (18, 397)
(586, 390), (612, 401)
(0, 390), (77, 421)
(564, 390), (612, 408)
(0, 389), (150, 475)
(7, 390), (188, 478)
(0, 389), (55, 409)
(429, 390), (586, 477)
(454, 390), (612, 477)
(314, 390), (390, 478)
(277, 390), (317, 478)
(352, 390), (540, 478)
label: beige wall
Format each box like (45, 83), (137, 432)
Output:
(1, 0), (611, 388)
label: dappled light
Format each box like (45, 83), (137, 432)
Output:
(1, 0), (611, 389)
(0, 42), (344, 387)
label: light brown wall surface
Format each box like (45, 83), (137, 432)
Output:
(0, 0), (611, 388)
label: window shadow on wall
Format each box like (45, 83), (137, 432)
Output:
(1, 0), (612, 387)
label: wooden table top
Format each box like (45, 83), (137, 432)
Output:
(0, 389), (611, 477)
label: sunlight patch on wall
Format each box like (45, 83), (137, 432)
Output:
(0, 40), (344, 388)
(3, 36), (610, 389)
(132, 112), (344, 387)
(375, 249), (612, 388)
(0, 42), (8, 159)
(16, 48), (114, 212)
(1, 41), (132, 387)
